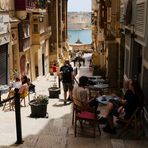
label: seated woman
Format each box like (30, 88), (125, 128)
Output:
(73, 76), (101, 112)
(19, 76), (30, 106)
(12, 77), (22, 89)
(19, 75), (28, 94)
(98, 79), (144, 134)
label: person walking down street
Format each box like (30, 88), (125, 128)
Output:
(60, 60), (74, 105)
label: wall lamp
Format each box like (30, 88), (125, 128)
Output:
(96, 0), (101, 3)
(46, 0), (51, 3)
(130, 24), (136, 38)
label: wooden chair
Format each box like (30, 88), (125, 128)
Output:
(20, 86), (30, 107)
(2, 88), (15, 111)
(72, 99), (81, 125)
(117, 107), (144, 137)
(73, 98), (101, 138)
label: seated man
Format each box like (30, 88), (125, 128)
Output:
(98, 79), (144, 134)
(73, 76), (101, 112)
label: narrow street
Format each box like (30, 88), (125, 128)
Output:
(0, 58), (148, 148)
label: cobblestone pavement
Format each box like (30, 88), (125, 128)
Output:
(0, 59), (148, 148)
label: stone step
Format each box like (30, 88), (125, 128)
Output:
(111, 139), (148, 148)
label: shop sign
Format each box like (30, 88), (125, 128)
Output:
(0, 33), (10, 46)
(0, 23), (9, 34)
(0, 14), (9, 35)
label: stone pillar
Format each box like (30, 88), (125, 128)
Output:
(62, 0), (67, 43)
(50, 0), (58, 55)
(65, 0), (68, 40)
(58, 0), (62, 51)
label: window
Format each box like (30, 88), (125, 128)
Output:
(33, 24), (38, 33)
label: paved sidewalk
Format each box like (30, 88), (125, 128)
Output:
(0, 60), (148, 147)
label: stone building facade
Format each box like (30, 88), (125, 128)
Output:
(0, 0), (14, 84)
(93, 0), (148, 121)
(92, 0), (120, 88)
(0, 0), (68, 83)
(120, 0), (148, 119)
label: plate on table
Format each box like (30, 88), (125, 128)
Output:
(96, 95), (119, 105)
(94, 83), (109, 89)
(96, 95), (112, 105)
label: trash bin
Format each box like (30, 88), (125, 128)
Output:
(48, 87), (60, 98)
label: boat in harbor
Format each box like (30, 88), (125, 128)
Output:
(75, 38), (82, 44)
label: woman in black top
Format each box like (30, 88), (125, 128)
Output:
(98, 79), (144, 134)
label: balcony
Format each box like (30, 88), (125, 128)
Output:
(15, 0), (47, 12)
(18, 21), (31, 52)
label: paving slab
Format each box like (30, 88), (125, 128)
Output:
(35, 135), (67, 148)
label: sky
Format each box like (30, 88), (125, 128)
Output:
(68, 0), (91, 12)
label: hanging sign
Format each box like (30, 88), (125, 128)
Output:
(0, 34), (10, 46)
(0, 14), (9, 35)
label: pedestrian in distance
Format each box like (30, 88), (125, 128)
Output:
(52, 63), (57, 79)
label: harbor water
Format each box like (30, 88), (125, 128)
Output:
(68, 29), (92, 44)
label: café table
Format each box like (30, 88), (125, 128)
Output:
(88, 76), (102, 79)
(89, 78), (105, 83)
(93, 83), (109, 89)
(0, 85), (9, 106)
(96, 95), (119, 105)
(87, 83), (109, 98)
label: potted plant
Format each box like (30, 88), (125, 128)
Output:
(48, 83), (60, 98)
(29, 95), (49, 118)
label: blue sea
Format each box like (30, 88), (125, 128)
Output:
(68, 29), (92, 44)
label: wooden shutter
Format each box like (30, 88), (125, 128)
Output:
(120, 4), (124, 23)
(125, 0), (132, 25)
(135, 0), (146, 38)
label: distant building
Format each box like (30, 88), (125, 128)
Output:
(68, 12), (91, 30)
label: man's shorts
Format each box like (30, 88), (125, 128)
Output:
(63, 82), (73, 92)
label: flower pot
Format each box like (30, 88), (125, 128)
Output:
(48, 87), (60, 98)
(29, 100), (48, 118)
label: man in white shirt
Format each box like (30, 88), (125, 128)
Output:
(73, 76), (100, 111)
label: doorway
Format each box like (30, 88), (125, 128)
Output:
(132, 41), (142, 81)
(0, 44), (8, 84)
(42, 53), (45, 75)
